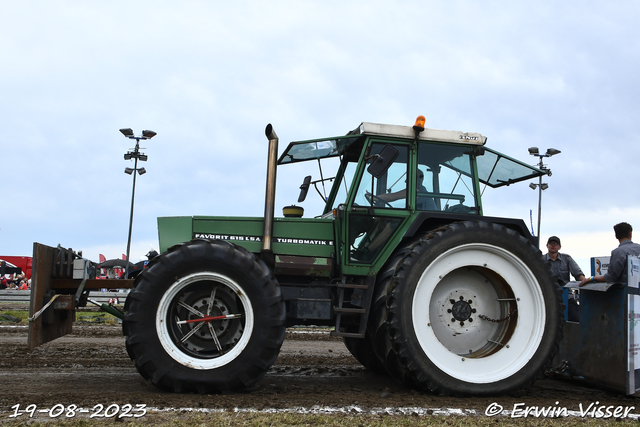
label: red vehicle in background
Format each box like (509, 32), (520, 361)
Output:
(0, 256), (33, 279)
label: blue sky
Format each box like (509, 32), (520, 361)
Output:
(1, 1), (639, 274)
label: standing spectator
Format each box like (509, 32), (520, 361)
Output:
(580, 222), (640, 286)
(544, 236), (584, 321)
(544, 236), (585, 283)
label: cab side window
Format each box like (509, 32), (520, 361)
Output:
(417, 143), (478, 213)
(354, 144), (408, 209)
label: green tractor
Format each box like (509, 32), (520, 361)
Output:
(29, 116), (562, 396)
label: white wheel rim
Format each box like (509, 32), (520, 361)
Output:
(412, 243), (545, 383)
(156, 272), (254, 370)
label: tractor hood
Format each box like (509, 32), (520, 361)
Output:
(158, 215), (335, 259)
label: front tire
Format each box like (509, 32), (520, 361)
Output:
(123, 239), (286, 393)
(386, 221), (562, 395)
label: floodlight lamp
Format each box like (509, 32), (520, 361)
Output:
(546, 148), (561, 157)
(138, 167), (146, 175)
(138, 154), (148, 161)
(529, 182), (537, 190)
(120, 128), (134, 137)
(540, 183), (549, 190)
(124, 167), (134, 175)
(124, 153), (132, 160)
(142, 130), (157, 139)
(528, 147), (539, 155)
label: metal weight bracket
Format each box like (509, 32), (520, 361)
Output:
(73, 257), (96, 306)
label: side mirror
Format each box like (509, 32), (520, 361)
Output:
(367, 145), (399, 178)
(298, 175), (312, 203)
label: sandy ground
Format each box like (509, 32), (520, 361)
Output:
(0, 319), (638, 422)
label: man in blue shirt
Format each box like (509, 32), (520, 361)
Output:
(544, 236), (584, 321)
(579, 222), (640, 286)
(544, 236), (585, 284)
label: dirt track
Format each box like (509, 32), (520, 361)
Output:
(0, 322), (638, 422)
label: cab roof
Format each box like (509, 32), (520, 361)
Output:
(356, 122), (486, 146)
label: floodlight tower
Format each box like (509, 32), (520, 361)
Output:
(528, 147), (561, 246)
(120, 128), (156, 279)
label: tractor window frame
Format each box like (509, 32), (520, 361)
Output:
(417, 142), (480, 214)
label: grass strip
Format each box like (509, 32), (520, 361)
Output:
(1, 412), (639, 426)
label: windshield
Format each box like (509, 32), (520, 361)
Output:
(330, 160), (358, 211)
(278, 135), (362, 164)
(477, 148), (546, 187)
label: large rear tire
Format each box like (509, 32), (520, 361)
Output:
(386, 221), (563, 395)
(368, 247), (416, 385)
(123, 239), (286, 393)
(343, 333), (386, 374)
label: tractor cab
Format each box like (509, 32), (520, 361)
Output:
(277, 117), (546, 274)
(280, 118), (545, 217)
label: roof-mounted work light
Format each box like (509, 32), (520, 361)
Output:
(412, 115), (426, 145)
(413, 115), (426, 132)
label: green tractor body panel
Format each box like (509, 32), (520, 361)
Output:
(159, 215), (336, 277)
(158, 212), (420, 278)
(160, 216), (334, 257)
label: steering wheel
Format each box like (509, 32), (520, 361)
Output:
(365, 192), (393, 208)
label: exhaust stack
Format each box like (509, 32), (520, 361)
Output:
(262, 124), (278, 263)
